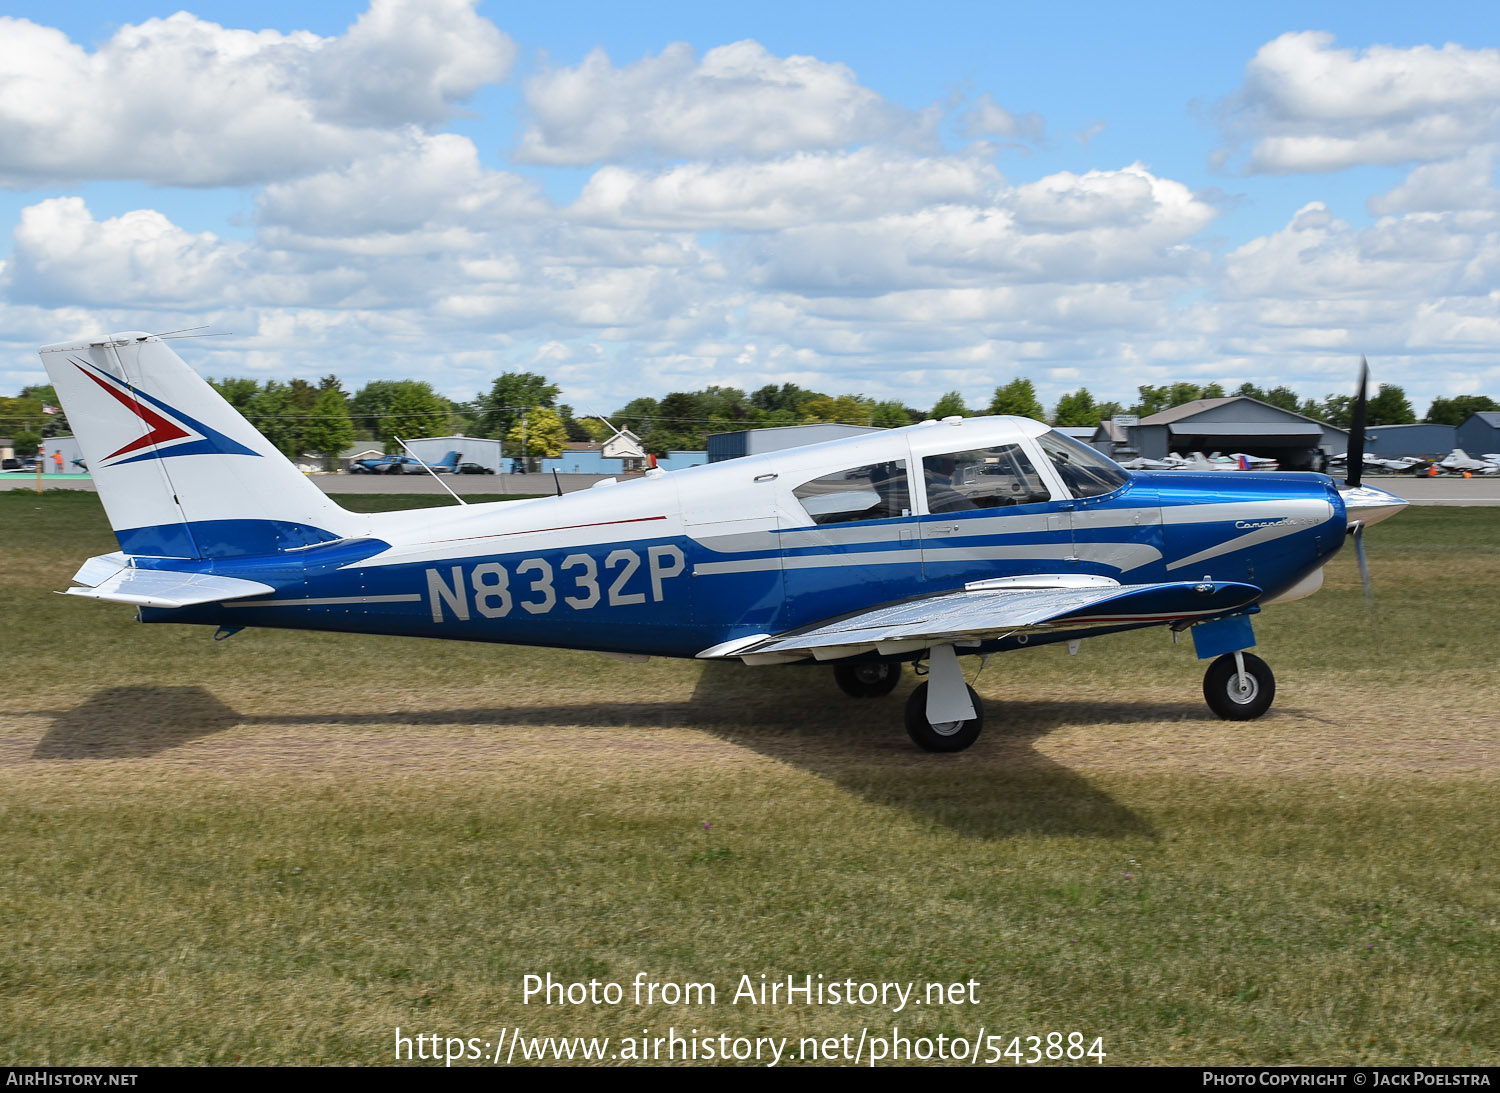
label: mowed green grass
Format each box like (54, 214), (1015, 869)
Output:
(0, 490), (1496, 1066)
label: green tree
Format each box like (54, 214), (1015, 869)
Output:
(750, 383), (822, 417)
(870, 401), (911, 428)
(0, 394), (45, 432)
(577, 417), (614, 442)
(208, 377), (260, 413)
(244, 382), (301, 457)
(803, 393), (875, 425)
(1367, 384), (1416, 425)
(1263, 386), (1301, 413)
(302, 387), (357, 468)
(1299, 397), (1330, 422)
(1313, 394), (1354, 428)
(380, 382), (450, 452)
(1424, 394), (1498, 426)
(1052, 388), (1100, 427)
(13, 429), (41, 457)
(505, 407), (569, 466)
(987, 379), (1044, 420)
(477, 372), (561, 440)
(931, 391), (969, 418)
(19, 384), (69, 435)
(612, 397), (661, 436)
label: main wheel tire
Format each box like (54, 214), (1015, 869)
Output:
(1202, 652), (1275, 720)
(904, 682), (983, 752)
(833, 661), (901, 698)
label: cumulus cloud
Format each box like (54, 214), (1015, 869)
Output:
(4, 197), (248, 307)
(516, 39), (929, 165)
(1369, 148), (1500, 214)
(748, 164), (1217, 293)
(1221, 201), (1493, 301)
(256, 134), (545, 246)
(0, 0), (514, 187)
(568, 148), (1001, 230)
(1221, 31), (1500, 173)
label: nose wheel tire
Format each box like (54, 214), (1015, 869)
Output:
(834, 661), (901, 698)
(1203, 653), (1275, 721)
(904, 682), (984, 752)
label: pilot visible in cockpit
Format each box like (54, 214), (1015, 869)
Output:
(923, 454), (977, 514)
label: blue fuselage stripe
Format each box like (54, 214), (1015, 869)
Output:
(136, 473), (1347, 660)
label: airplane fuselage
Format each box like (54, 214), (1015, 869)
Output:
(136, 418), (1348, 661)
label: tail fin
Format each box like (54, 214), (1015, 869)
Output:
(40, 332), (361, 558)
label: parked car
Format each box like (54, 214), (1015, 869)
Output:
(455, 462), (495, 475)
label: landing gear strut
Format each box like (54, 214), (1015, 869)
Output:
(833, 661), (901, 698)
(902, 643), (984, 752)
(1202, 652), (1275, 720)
(904, 683), (984, 752)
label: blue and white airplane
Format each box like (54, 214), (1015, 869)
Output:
(41, 333), (1407, 752)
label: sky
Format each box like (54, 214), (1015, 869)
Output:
(1, 0), (1498, 418)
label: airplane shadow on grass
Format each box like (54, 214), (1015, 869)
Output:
(31, 673), (1178, 840)
(31, 685), (242, 760)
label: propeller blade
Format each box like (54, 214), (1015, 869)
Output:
(1345, 356), (1369, 489)
(1352, 522), (1374, 612)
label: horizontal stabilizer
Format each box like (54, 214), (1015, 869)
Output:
(65, 564), (275, 609)
(702, 580), (1261, 662)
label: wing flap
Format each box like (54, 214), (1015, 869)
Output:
(65, 566), (275, 609)
(702, 580), (1261, 662)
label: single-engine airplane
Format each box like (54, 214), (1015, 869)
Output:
(41, 334), (1408, 751)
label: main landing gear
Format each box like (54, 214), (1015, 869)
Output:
(833, 661), (901, 698)
(1202, 651), (1275, 720)
(904, 682), (983, 752)
(834, 644), (986, 753)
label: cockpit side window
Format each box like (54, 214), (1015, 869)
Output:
(1036, 430), (1129, 499)
(922, 445), (1051, 514)
(792, 461), (911, 525)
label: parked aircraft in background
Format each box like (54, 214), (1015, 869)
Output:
(1437, 449), (1499, 475)
(1330, 453), (1428, 474)
(1118, 455), (1182, 471)
(351, 450), (461, 475)
(42, 333), (1405, 751)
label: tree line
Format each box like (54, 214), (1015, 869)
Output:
(3, 374), (1496, 462)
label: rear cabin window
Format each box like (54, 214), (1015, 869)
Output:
(922, 445), (1051, 513)
(792, 461), (911, 525)
(1036, 430), (1129, 498)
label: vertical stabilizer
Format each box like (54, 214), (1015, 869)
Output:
(39, 332), (360, 558)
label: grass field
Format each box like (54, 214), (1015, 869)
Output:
(1, 490), (1496, 1066)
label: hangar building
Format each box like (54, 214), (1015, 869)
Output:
(1365, 424), (1456, 459)
(707, 423), (884, 462)
(1093, 397), (1348, 470)
(405, 435), (504, 474)
(1458, 412), (1500, 455)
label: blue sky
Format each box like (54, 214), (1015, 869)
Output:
(2, 0), (1497, 415)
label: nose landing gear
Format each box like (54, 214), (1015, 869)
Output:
(1203, 651), (1275, 720)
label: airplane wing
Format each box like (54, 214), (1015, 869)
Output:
(698, 575), (1261, 663)
(65, 554), (275, 609)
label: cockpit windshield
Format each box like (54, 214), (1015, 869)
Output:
(1036, 430), (1129, 499)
